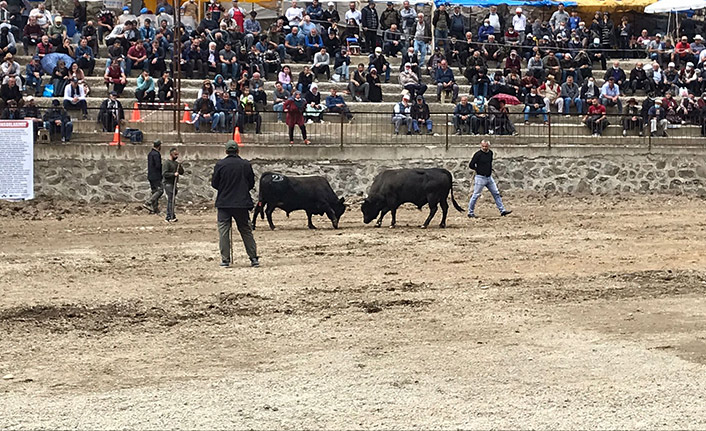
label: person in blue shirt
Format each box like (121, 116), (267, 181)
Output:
(306, 0), (324, 23)
(325, 88), (353, 120)
(24, 56), (43, 96)
(478, 19), (494, 42)
(304, 27), (323, 61)
(216, 91), (238, 132)
(435, 59), (458, 103)
(284, 26), (306, 62)
(299, 15), (317, 39)
(140, 18), (156, 43)
(75, 37), (95, 75)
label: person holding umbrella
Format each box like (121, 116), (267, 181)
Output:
(211, 140), (259, 268)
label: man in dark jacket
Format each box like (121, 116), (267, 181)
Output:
(467, 139), (512, 218)
(163, 147), (185, 223)
(211, 140), (259, 268)
(143, 140), (163, 214)
(43, 99), (73, 142)
(361, 0), (379, 54)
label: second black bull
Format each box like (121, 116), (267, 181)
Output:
(252, 172), (346, 230)
(361, 168), (465, 228)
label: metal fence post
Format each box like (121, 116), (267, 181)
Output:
(445, 113), (449, 151)
(339, 113), (344, 149)
(547, 113), (552, 149)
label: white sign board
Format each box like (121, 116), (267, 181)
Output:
(0, 120), (34, 200)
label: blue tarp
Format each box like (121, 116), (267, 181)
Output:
(434, 0), (577, 7)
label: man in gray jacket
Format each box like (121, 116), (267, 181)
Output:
(560, 75), (582, 115)
(398, 62), (427, 100)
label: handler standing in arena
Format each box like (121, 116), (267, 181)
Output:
(143, 140), (163, 214)
(163, 147), (184, 223)
(467, 140), (512, 218)
(211, 140), (259, 268)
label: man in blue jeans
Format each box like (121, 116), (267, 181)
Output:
(467, 139), (512, 218)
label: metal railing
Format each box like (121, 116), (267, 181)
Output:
(40, 104), (706, 150)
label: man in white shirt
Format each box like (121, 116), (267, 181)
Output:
(29, 3), (52, 29)
(344, 2), (361, 26)
(512, 7), (526, 43)
(63, 78), (88, 119)
(117, 6), (137, 25)
(285, 0), (304, 27)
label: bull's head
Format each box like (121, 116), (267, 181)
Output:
(330, 197), (346, 229)
(361, 198), (381, 224)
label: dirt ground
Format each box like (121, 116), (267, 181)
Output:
(2, 194), (706, 429)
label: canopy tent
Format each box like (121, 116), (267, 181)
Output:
(645, 0), (706, 12)
(432, 0), (576, 7)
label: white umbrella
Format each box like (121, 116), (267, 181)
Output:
(645, 0), (706, 13)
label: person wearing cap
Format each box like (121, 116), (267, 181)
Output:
(322, 2), (340, 31)
(62, 77), (87, 119)
(0, 52), (18, 84)
(118, 5), (137, 25)
(361, 0), (379, 54)
(648, 98), (668, 136)
(22, 96), (43, 136)
(435, 59), (458, 103)
(244, 10), (261, 51)
(43, 99), (73, 142)
(399, 61), (426, 100)
(143, 141), (164, 214)
(0, 99), (21, 119)
(0, 24), (16, 56)
(380, 2), (400, 31)
(47, 15), (66, 47)
(410, 95), (432, 134)
(648, 33), (666, 66)
(97, 90), (124, 132)
(369, 46), (390, 82)
(681, 61), (700, 95)
(96, 8), (116, 46)
(588, 37), (606, 70)
(155, 0), (174, 16)
(392, 94), (413, 134)
(211, 140), (259, 268)
(621, 97), (643, 137)
(663, 61), (681, 95)
(675, 35), (694, 67)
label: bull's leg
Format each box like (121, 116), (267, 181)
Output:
(252, 207), (258, 230)
(422, 203), (438, 228)
(439, 198), (449, 228)
(307, 211), (317, 229)
(265, 205), (276, 230)
(375, 208), (389, 228)
(390, 208), (397, 228)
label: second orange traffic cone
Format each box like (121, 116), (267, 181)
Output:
(107, 125), (121, 146)
(233, 126), (242, 146)
(130, 102), (142, 122)
(181, 103), (191, 123)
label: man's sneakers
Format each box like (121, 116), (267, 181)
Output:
(220, 261), (230, 268)
(250, 257), (260, 268)
(467, 213), (476, 218)
(501, 210), (513, 216)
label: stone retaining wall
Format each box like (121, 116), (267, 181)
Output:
(34, 154), (706, 203)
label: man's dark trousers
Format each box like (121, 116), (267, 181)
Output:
(218, 208), (257, 264)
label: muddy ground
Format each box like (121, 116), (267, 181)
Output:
(1, 195), (706, 429)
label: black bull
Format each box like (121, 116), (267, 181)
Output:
(361, 168), (465, 228)
(252, 172), (346, 230)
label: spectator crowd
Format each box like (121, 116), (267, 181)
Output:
(1, 0), (706, 142)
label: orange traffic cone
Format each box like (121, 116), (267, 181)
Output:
(107, 125), (121, 146)
(180, 103), (191, 123)
(130, 102), (142, 122)
(233, 126), (242, 146)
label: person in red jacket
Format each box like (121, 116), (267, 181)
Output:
(283, 90), (310, 145)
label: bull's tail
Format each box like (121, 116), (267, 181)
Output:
(255, 200), (265, 219)
(446, 170), (466, 213)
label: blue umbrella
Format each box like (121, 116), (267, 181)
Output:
(40, 53), (74, 74)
